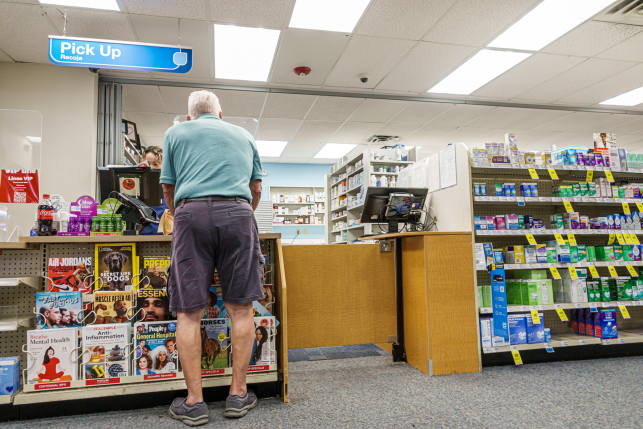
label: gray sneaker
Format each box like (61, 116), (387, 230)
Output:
(224, 389), (258, 418)
(169, 397), (209, 427)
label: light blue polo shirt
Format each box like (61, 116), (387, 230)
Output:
(160, 113), (262, 205)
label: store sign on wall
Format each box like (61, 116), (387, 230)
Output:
(48, 36), (192, 73)
(0, 170), (39, 203)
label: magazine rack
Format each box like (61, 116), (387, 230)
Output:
(0, 234), (288, 407)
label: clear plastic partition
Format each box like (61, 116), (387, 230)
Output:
(0, 110), (42, 241)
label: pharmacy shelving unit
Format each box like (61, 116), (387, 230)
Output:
(269, 186), (326, 244)
(468, 146), (643, 365)
(0, 234), (289, 420)
(325, 147), (417, 244)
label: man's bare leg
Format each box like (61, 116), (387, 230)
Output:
(225, 301), (254, 397)
(176, 309), (204, 405)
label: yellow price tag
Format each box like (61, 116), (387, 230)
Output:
(586, 170), (593, 182)
(563, 200), (574, 213)
(550, 267), (561, 279)
(567, 233), (577, 246)
(556, 308), (569, 321)
(619, 305), (631, 319)
(511, 349), (523, 365)
(588, 265), (600, 278)
(568, 266), (578, 279)
(626, 265), (638, 277)
(554, 233), (565, 245)
(607, 264), (618, 278)
(528, 168), (539, 179)
(608, 234), (616, 245)
(548, 168), (559, 180)
(525, 233), (537, 245)
(530, 310), (541, 324)
(637, 202), (643, 212)
(624, 234), (633, 245)
(605, 170), (614, 182)
(630, 233), (641, 245)
(616, 233), (626, 245)
(623, 203), (631, 214)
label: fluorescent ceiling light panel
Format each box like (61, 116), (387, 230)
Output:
(428, 49), (531, 95)
(25, 136), (41, 143)
(600, 86), (643, 106)
(39, 0), (120, 11)
(214, 25), (280, 81)
(488, 0), (614, 51)
(314, 143), (357, 159)
(289, 0), (370, 32)
(256, 140), (288, 157)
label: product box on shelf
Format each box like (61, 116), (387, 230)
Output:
(526, 313), (544, 344)
(0, 356), (20, 396)
(508, 314), (527, 345)
(593, 309), (618, 339)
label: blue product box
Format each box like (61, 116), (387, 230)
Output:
(544, 328), (551, 343)
(530, 183), (538, 197)
(526, 313), (545, 344)
(521, 184), (531, 197)
(481, 183), (487, 195)
(0, 356), (20, 396)
(593, 309), (618, 339)
(577, 309), (587, 335)
(607, 214), (615, 229)
(493, 249), (504, 263)
(510, 184), (516, 197)
(585, 309), (595, 336)
(503, 184), (511, 197)
(474, 216), (481, 230)
(508, 314), (527, 345)
(474, 183), (480, 196)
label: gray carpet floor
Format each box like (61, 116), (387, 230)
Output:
(5, 354), (643, 428)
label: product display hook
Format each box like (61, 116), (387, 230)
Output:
(131, 275), (150, 292)
(21, 345), (36, 387)
(221, 336), (232, 352)
(83, 310), (98, 325)
(127, 306), (145, 322)
(268, 327), (277, 352)
(123, 342), (137, 359)
(86, 276), (104, 292)
(41, 272), (55, 290)
(70, 345), (89, 364)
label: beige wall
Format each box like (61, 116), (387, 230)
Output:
(0, 63), (98, 235)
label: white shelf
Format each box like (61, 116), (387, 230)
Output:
(0, 389), (18, 404)
(331, 205), (348, 213)
(346, 224), (364, 230)
(347, 203), (364, 211)
(347, 166), (364, 178)
(331, 215), (347, 222)
(476, 229), (642, 237)
(479, 299), (643, 314)
(347, 183), (364, 193)
(476, 261), (643, 271)
(471, 163), (643, 178)
(473, 196), (641, 205)
(369, 160), (414, 165)
(371, 172), (399, 176)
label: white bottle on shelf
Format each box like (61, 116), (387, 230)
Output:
(395, 145), (402, 161)
(381, 175), (387, 187)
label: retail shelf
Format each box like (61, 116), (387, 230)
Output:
(347, 184), (364, 193)
(331, 205), (348, 213)
(346, 225), (364, 230)
(370, 160), (414, 165)
(0, 389), (18, 404)
(479, 299), (643, 315)
(608, 330), (643, 345)
(471, 163), (643, 178)
(347, 166), (364, 178)
(13, 371), (278, 405)
(330, 153), (364, 178)
(347, 203), (364, 211)
(332, 241), (347, 244)
(372, 172), (399, 176)
(0, 242), (39, 250)
(476, 261), (643, 272)
(0, 277), (40, 288)
(271, 202), (317, 205)
(274, 212), (322, 216)
(331, 215), (347, 222)
(476, 229), (642, 237)
(473, 196), (642, 205)
(0, 315), (35, 331)
(483, 333), (602, 354)
(273, 224), (321, 227)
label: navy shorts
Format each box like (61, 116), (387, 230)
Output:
(168, 198), (264, 313)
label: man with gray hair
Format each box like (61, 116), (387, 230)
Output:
(162, 90), (264, 426)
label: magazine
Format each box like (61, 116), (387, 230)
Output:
(201, 319), (229, 371)
(133, 321), (178, 376)
(47, 257), (93, 294)
(251, 316), (276, 366)
(95, 243), (137, 291)
(202, 286), (224, 319)
(93, 291), (134, 325)
(35, 291), (84, 330)
(219, 300), (278, 328)
(258, 284), (274, 314)
(136, 288), (175, 322)
(26, 328), (77, 385)
(81, 324), (131, 379)
(140, 256), (170, 290)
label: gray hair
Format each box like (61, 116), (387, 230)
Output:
(188, 90), (222, 119)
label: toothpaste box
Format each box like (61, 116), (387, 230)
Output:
(508, 314), (527, 345)
(0, 356), (20, 396)
(490, 318), (506, 347)
(526, 313), (545, 344)
(505, 214), (519, 230)
(479, 318), (492, 348)
(550, 214), (564, 229)
(593, 309), (618, 339)
(495, 215), (506, 230)
(493, 249), (504, 263)
(536, 244), (548, 263)
(614, 245), (623, 261)
(563, 212), (580, 229)
(486, 216), (495, 230)
(525, 246), (537, 264)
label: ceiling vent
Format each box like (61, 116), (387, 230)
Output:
(367, 135), (400, 145)
(594, 0), (643, 26)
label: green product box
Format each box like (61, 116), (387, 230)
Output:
(588, 182), (597, 196)
(572, 183), (581, 196)
(579, 182), (589, 196)
(477, 286), (483, 307)
(596, 246), (615, 262)
(619, 187), (626, 199)
(547, 244), (557, 263)
(550, 214), (563, 229)
(518, 215), (524, 229)
(527, 281), (539, 305)
(599, 278), (611, 301)
(614, 245), (623, 261)
(570, 246), (579, 263)
(623, 245), (634, 261)
(506, 281), (514, 305)
(577, 244), (587, 261)
(586, 280), (597, 302)
(544, 279), (554, 305)
(587, 246), (596, 262)
(495, 184), (503, 195)
(514, 281), (523, 305)
(520, 281), (529, 305)
(483, 285), (492, 307)
(515, 269), (547, 280)
(633, 279), (643, 300)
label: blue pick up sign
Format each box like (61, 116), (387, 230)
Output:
(49, 36), (192, 73)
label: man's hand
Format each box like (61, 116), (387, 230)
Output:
(249, 179), (262, 211)
(162, 184), (176, 216)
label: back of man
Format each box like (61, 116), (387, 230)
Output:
(161, 90), (264, 427)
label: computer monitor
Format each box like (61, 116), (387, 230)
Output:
(360, 187), (429, 234)
(97, 166), (162, 207)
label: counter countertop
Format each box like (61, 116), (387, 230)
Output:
(357, 231), (472, 241)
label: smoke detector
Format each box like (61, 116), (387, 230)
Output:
(294, 66), (311, 76)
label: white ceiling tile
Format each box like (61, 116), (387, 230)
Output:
(255, 118), (302, 141)
(534, 112), (610, 133)
(277, 157), (312, 163)
(607, 116), (643, 135)
(541, 20), (641, 58)
(504, 109), (574, 131)
(516, 130), (558, 146)
(347, 99), (409, 123)
(596, 31), (643, 63)
(125, 112), (174, 136)
(423, 0), (539, 46)
(330, 122), (383, 144)
(585, 114), (643, 133)
(0, 49), (13, 62)
(0, 0), (38, 3)
(209, 0), (291, 28)
(356, 0), (457, 40)
(280, 142), (326, 158)
(158, 86), (267, 117)
(261, 93), (317, 120)
(440, 127), (508, 146)
(426, 104), (494, 127)
(0, 3), (58, 63)
(464, 107), (535, 129)
(472, 54), (586, 99)
(559, 64), (643, 105)
(44, 7), (137, 41)
(122, 84), (165, 113)
(124, 0), (207, 20)
(291, 120), (343, 142)
(139, 136), (165, 148)
(515, 58), (637, 102)
(374, 123), (421, 137)
(376, 42), (477, 93)
(223, 116), (258, 135)
(388, 102), (455, 126)
(612, 134), (643, 146)
(305, 96), (364, 121)
(324, 35), (415, 89)
(398, 126), (457, 146)
(535, 132), (592, 148)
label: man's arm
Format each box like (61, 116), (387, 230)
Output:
(249, 179), (262, 211)
(162, 184), (176, 216)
